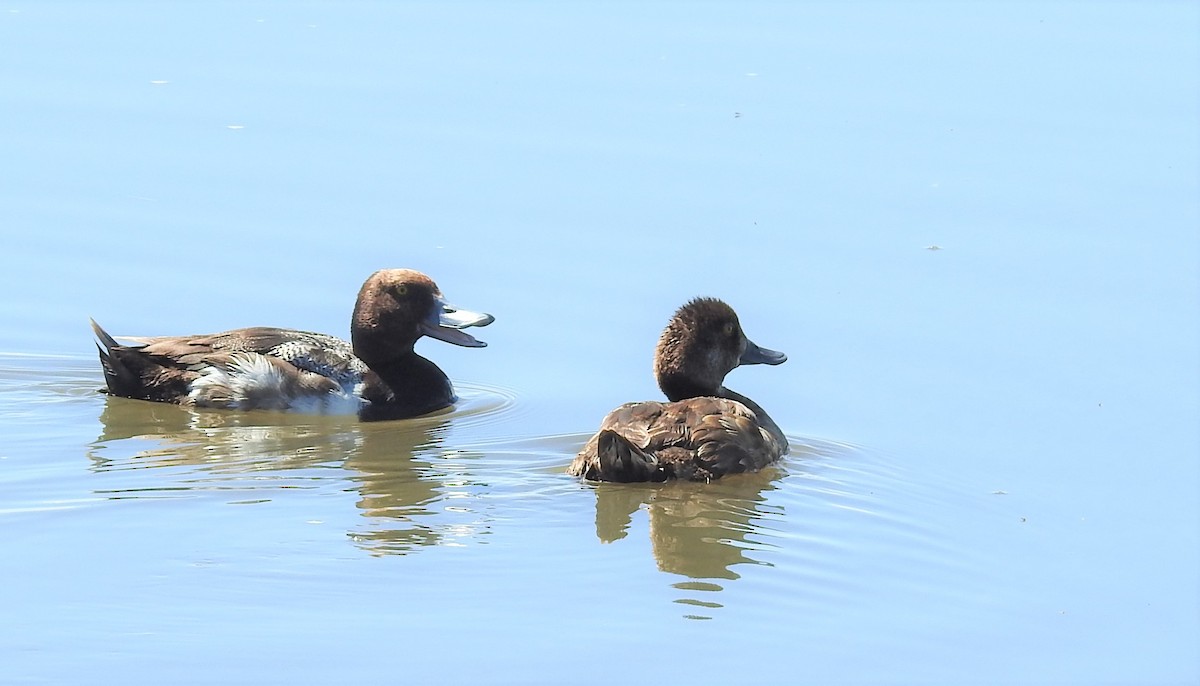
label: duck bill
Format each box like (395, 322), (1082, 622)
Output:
(740, 338), (786, 366)
(420, 299), (495, 348)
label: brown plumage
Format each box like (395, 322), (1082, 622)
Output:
(568, 297), (788, 482)
(90, 269), (494, 420)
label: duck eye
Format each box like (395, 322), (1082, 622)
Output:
(723, 322), (736, 337)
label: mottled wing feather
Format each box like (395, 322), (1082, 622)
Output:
(596, 401), (663, 449)
(689, 408), (772, 480)
(263, 333), (367, 387)
(134, 328), (364, 380)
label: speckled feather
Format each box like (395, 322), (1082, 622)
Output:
(264, 332), (370, 386)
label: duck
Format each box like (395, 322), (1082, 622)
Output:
(90, 268), (494, 421)
(568, 297), (788, 482)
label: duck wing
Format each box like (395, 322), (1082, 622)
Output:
(233, 328), (367, 386)
(127, 328), (365, 380)
(682, 399), (782, 480)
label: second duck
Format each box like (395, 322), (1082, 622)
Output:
(569, 297), (788, 482)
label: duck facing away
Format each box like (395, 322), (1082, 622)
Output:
(568, 297), (788, 483)
(90, 269), (494, 421)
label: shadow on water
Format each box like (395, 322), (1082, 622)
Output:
(87, 383), (517, 555)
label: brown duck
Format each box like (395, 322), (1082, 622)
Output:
(569, 297), (788, 482)
(90, 269), (493, 420)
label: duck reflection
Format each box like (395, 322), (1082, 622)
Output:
(590, 467), (783, 617)
(90, 394), (490, 555)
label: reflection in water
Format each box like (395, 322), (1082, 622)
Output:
(346, 424), (491, 555)
(590, 467), (784, 619)
(89, 390), (504, 555)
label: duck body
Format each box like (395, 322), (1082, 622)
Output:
(90, 269), (492, 421)
(569, 298), (787, 483)
(573, 395), (786, 483)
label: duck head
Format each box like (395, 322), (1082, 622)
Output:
(351, 269), (494, 363)
(654, 297), (785, 402)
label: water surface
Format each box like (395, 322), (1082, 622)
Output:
(1, 3), (1197, 684)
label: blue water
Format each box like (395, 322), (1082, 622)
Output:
(2, 2), (1197, 684)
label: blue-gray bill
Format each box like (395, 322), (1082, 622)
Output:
(739, 338), (786, 366)
(420, 298), (495, 348)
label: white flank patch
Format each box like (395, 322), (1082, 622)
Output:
(189, 354), (364, 415)
(187, 366), (234, 406)
(288, 390), (364, 416)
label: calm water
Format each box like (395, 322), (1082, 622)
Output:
(2, 2), (1197, 684)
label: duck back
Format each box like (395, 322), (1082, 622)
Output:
(569, 396), (786, 482)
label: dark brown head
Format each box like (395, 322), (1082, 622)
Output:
(350, 269), (494, 365)
(654, 297), (786, 402)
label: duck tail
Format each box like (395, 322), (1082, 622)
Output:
(89, 318), (120, 352)
(89, 318), (135, 395)
(596, 430), (660, 482)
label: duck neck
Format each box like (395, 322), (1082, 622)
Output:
(358, 350), (456, 420)
(719, 386), (785, 446)
(658, 374), (716, 403)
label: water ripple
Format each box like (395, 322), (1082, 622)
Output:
(3, 353), (1001, 624)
